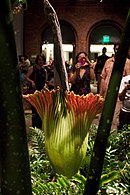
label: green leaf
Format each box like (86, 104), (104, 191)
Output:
(99, 170), (119, 187)
(72, 173), (86, 185)
(37, 182), (47, 191)
(32, 186), (41, 194)
(57, 176), (70, 187)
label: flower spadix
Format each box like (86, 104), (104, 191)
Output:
(23, 89), (104, 178)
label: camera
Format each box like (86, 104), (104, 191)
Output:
(79, 57), (86, 65)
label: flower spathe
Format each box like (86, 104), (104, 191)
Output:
(23, 89), (104, 178)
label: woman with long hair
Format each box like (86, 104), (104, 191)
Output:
(70, 51), (95, 95)
(25, 54), (47, 128)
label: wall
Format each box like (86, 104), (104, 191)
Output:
(13, 12), (24, 57)
(23, 0), (127, 58)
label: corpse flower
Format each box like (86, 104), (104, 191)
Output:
(23, 89), (104, 178)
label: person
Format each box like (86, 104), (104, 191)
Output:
(94, 47), (109, 93)
(19, 55), (31, 93)
(22, 55), (30, 73)
(99, 42), (130, 131)
(65, 60), (72, 84)
(19, 55), (25, 82)
(70, 51), (95, 95)
(100, 43), (118, 98)
(100, 43), (130, 98)
(25, 54), (47, 129)
(46, 57), (53, 67)
(19, 55), (30, 76)
(46, 59), (54, 90)
(118, 75), (130, 130)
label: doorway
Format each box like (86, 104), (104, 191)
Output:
(41, 21), (76, 64)
(89, 24), (122, 61)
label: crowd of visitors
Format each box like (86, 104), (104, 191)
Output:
(21, 43), (130, 131)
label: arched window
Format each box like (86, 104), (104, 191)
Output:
(41, 21), (75, 63)
(89, 23), (121, 60)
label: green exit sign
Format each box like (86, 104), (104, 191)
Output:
(103, 35), (110, 43)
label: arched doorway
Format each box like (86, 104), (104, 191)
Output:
(89, 22), (122, 61)
(41, 21), (76, 64)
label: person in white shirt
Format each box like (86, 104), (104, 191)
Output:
(118, 75), (130, 129)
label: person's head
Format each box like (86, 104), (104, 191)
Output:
(113, 42), (120, 56)
(75, 51), (88, 63)
(35, 55), (45, 67)
(75, 51), (92, 66)
(49, 57), (53, 64)
(19, 55), (24, 62)
(102, 47), (107, 54)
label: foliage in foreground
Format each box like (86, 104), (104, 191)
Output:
(28, 125), (130, 195)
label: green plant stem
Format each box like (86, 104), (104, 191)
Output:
(0, 1), (32, 194)
(84, 9), (130, 195)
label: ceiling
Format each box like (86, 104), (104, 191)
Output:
(49, 0), (130, 4)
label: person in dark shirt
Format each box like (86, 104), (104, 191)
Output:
(95, 47), (109, 93)
(25, 54), (47, 129)
(70, 51), (95, 95)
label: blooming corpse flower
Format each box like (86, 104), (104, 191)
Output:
(23, 89), (104, 178)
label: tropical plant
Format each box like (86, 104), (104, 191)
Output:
(28, 127), (85, 195)
(99, 124), (130, 194)
(28, 125), (130, 195)
(24, 89), (104, 179)
(0, 0), (130, 194)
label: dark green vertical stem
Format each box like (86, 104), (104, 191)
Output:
(44, 0), (69, 91)
(0, 0), (32, 194)
(84, 9), (130, 195)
